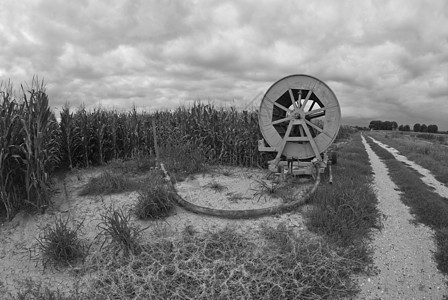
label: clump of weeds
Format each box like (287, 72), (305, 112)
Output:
(79, 171), (137, 196)
(36, 216), (89, 268)
(96, 206), (148, 256)
(134, 182), (176, 220)
(205, 180), (227, 193)
(251, 179), (280, 201)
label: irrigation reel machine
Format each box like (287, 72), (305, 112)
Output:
(258, 74), (341, 181)
(162, 74), (341, 219)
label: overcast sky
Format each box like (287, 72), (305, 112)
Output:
(1, 0), (448, 129)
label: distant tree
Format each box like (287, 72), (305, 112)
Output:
(421, 124), (428, 132)
(391, 121), (398, 131)
(398, 125), (404, 131)
(413, 123), (421, 132)
(427, 124), (438, 133)
(369, 120), (382, 130)
(403, 125), (411, 131)
(383, 121), (392, 130)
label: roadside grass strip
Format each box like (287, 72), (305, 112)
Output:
(307, 133), (382, 246)
(306, 133), (382, 270)
(367, 132), (448, 186)
(365, 135), (448, 275)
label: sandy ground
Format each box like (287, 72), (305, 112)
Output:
(356, 135), (447, 299)
(0, 165), (313, 297)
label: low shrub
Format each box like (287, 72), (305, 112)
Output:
(78, 171), (136, 196)
(134, 183), (176, 220)
(96, 206), (147, 256)
(36, 216), (89, 268)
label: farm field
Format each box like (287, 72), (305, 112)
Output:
(366, 131), (448, 185)
(3, 83), (447, 298)
(0, 133), (381, 299)
(0, 84), (383, 299)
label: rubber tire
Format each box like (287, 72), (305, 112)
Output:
(331, 152), (337, 165)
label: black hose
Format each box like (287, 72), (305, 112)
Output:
(161, 164), (321, 219)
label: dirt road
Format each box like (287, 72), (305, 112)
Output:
(356, 135), (446, 299)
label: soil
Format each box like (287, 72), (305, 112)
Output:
(357, 135), (447, 299)
(0, 165), (313, 297)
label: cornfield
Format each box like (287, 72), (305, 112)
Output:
(1, 79), (264, 220)
(0, 79), (59, 220)
(1, 79), (353, 220)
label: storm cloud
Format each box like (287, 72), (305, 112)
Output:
(1, 0), (447, 129)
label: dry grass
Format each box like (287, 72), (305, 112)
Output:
(85, 225), (364, 299)
(78, 171), (137, 196)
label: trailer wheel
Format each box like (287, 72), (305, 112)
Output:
(331, 152), (337, 165)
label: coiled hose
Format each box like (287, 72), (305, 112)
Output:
(160, 164), (321, 219)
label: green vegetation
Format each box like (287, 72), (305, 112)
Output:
(96, 206), (148, 257)
(36, 216), (89, 268)
(1, 79), (385, 299)
(133, 171), (176, 220)
(365, 136), (448, 275)
(0, 79), (59, 220)
(85, 225), (363, 299)
(306, 133), (382, 250)
(368, 131), (448, 185)
(78, 170), (138, 196)
(335, 125), (357, 141)
(1, 79), (263, 220)
(251, 179), (281, 201)
(205, 180), (228, 193)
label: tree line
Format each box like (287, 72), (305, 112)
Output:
(369, 120), (438, 133)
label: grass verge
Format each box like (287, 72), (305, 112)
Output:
(365, 135), (448, 274)
(367, 131), (448, 185)
(305, 133), (382, 250)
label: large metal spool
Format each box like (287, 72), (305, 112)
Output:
(258, 74), (341, 162)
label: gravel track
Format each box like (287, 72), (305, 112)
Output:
(356, 135), (446, 299)
(369, 136), (448, 199)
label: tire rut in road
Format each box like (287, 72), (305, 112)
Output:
(368, 136), (448, 199)
(356, 135), (446, 299)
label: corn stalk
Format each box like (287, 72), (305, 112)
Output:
(20, 80), (59, 212)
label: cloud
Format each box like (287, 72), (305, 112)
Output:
(1, 0), (448, 129)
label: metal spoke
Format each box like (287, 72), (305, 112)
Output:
(302, 90), (312, 110)
(265, 95), (292, 113)
(306, 106), (327, 118)
(305, 120), (323, 133)
(272, 116), (292, 125)
(308, 100), (316, 112)
(288, 89), (298, 109)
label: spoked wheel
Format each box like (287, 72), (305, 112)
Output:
(258, 74), (341, 160)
